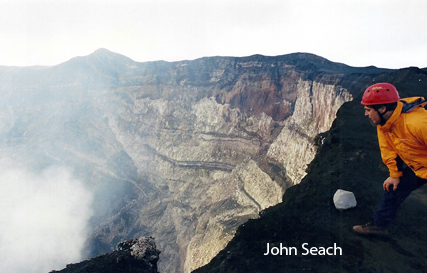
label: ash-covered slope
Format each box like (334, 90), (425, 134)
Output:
(193, 67), (427, 273)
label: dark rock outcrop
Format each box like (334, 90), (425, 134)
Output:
(50, 237), (160, 273)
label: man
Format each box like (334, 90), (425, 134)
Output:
(353, 82), (427, 236)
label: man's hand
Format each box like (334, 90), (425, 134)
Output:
(383, 177), (400, 192)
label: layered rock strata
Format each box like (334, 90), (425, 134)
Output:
(267, 79), (353, 183)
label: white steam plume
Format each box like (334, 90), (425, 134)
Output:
(0, 163), (93, 273)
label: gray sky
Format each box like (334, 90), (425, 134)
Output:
(0, 0), (426, 68)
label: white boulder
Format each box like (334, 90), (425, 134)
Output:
(333, 189), (357, 210)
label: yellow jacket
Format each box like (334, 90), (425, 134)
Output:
(377, 97), (427, 179)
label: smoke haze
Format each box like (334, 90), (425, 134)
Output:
(0, 162), (93, 273)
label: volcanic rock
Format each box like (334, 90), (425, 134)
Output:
(333, 189), (357, 210)
(50, 237), (160, 273)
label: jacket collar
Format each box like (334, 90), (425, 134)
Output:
(379, 101), (403, 132)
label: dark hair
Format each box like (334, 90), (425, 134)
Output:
(372, 102), (398, 112)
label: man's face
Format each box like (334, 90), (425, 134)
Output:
(364, 105), (381, 125)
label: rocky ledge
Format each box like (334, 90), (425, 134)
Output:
(50, 237), (161, 273)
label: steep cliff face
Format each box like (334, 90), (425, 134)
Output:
(267, 79), (353, 184)
(0, 49), (390, 272)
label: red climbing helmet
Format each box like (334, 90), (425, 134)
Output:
(361, 83), (400, 105)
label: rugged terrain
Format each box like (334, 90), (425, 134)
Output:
(51, 237), (161, 273)
(194, 67), (427, 273)
(0, 49), (413, 272)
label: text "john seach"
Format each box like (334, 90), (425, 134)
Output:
(263, 243), (342, 256)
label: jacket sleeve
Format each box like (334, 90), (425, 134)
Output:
(377, 128), (403, 178)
